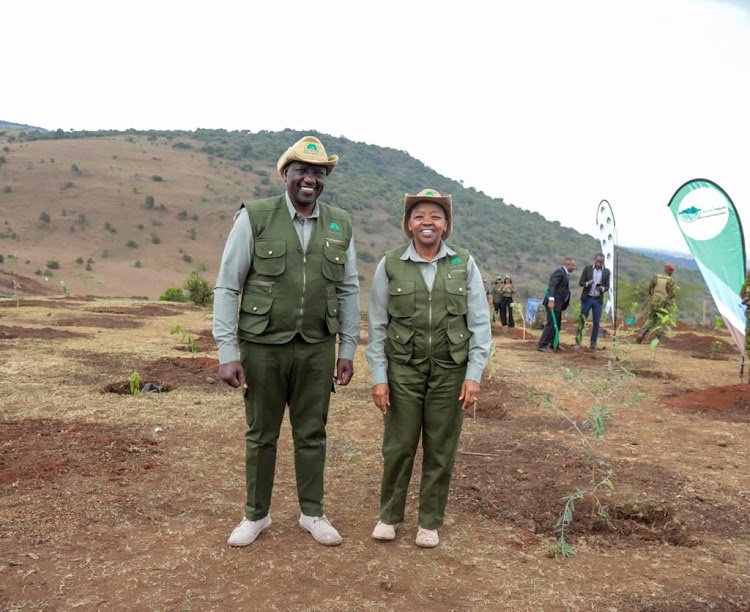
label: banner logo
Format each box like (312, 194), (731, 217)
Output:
(677, 188), (729, 241)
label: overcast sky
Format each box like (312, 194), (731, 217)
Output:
(5, 0), (749, 253)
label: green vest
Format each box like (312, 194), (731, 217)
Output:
(652, 274), (671, 301)
(237, 195), (352, 345)
(384, 244), (472, 369)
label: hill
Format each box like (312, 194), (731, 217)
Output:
(0, 127), (717, 322)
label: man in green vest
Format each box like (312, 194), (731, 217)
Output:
(366, 189), (492, 548)
(213, 136), (361, 547)
(636, 263), (676, 344)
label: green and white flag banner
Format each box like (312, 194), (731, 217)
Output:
(667, 179), (746, 355)
(596, 200), (617, 327)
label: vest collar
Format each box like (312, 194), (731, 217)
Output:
(285, 191), (319, 220)
(400, 240), (456, 263)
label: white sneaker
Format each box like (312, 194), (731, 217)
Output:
(227, 515), (271, 547)
(415, 526), (439, 548)
(371, 521), (397, 541)
(299, 513), (343, 546)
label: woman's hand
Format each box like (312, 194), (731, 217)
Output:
(458, 379), (480, 411)
(372, 383), (390, 414)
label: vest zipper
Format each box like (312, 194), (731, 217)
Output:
(428, 291), (433, 357)
(298, 253), (307, 331)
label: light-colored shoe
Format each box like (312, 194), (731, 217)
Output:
(227, 514), (271, 547)
(415, 526), (439, 548)
(299, 513), (343, 546)
(371, 521), (396, 541)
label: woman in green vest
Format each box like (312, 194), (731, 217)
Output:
(365, 189), (492, 547)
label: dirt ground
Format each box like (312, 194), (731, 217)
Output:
(1, 299), (748, 611)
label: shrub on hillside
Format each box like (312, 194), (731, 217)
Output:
(39, 211), (51, 223)
(46, 259), (60, 270)
(127, 240), (138, 248)
(145, 195), (155, 209)
(76, 257), (84, 264)
(152, 175), (163, 182)
(159, 287), (188, 302)
(184, 271), (213, 306)
(71, 163), (81, 175)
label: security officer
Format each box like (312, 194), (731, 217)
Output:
(213, 135), (360, 547)
(636, 263), (676, 344)
(366, 189), (491, 548)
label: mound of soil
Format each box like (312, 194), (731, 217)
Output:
(660, 332), (735, 360)
(666, 384), (750, 422)
(173, 330), (216, 352)
(0, 296), (93, 308)
(104, 356), (228, 393)
(0, 419), (161, 488)
(491, 326), (534, 340)
(0, 325), (91, 340)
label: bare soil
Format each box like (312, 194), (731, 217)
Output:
(1, 297), (748, 611)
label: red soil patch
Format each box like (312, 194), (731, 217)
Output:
(491, 326), (534, 340)
(0, 325), (91, 340)
(666, 384), (750, 422)
(0, 419), (161, 488)
(0, 271), (59, 297)
(660, 332), (736, 360)
(0, 296), (93, 308)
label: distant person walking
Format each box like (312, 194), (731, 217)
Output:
(635, 263), (676, 344)
(366, 188), (491, 548)
(537, 258), (576, 352)
(213, 135), (361, 548)
(497, 275), (516, 328)
(575, 253), (610, 349)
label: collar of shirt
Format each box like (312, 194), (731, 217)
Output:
(562, 265), (570, 277)
(400, 240), (456, 263)
(285, 191), (319, 222)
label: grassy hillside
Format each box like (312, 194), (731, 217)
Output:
(0, 127), (717, 322)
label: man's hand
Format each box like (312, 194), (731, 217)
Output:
(458, 379), (480, 411)
(335, 358), (354, 386)
(588, 279), (595, 286)
(547, 297), (555, 309)
(372, 383), (390, 414)
(219, 361), (247, 389)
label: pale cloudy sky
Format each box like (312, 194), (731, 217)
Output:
(5, 0), (750, 253)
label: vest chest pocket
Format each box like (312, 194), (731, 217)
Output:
(322, 242), (348, 282)
(387, 280), (416, 318)
(253, 240), (286, 277)
(385, 319), (415, 364)
(445, 279), (468, 316)
(239, 292), (273, 335)
(446, 317), (472, 364)
(326, 290), (340, 335)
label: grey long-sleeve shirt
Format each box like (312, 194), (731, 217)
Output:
(365, 241), (492, 386)
(213, 193), (361, 364)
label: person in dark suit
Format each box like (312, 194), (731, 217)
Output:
(537, 258), (576, 352)
(575, 253), (611, 349)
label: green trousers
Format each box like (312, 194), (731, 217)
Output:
(379, 359), (467, 530)
(240, 336), (335, 520)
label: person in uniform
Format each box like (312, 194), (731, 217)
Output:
(498, 275), (516, 328)
(635, 263), (676, 344)
(483, 278), (495, 323)
(491, 276), (504, 325)
(739, 269), (750, 358)
(213, 135), (361, 547)
(365, 189), (491, 548)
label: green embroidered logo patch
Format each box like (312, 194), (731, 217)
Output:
(425, 190), (436, 196)
(328, 221), (343, 236)
(305, 143), (318, 154)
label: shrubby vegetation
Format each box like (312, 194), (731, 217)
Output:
(184, 270), (213, 306)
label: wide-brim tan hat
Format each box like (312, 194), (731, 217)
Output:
(277, 136), (338, 178)
(403, 189), (453, 239)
